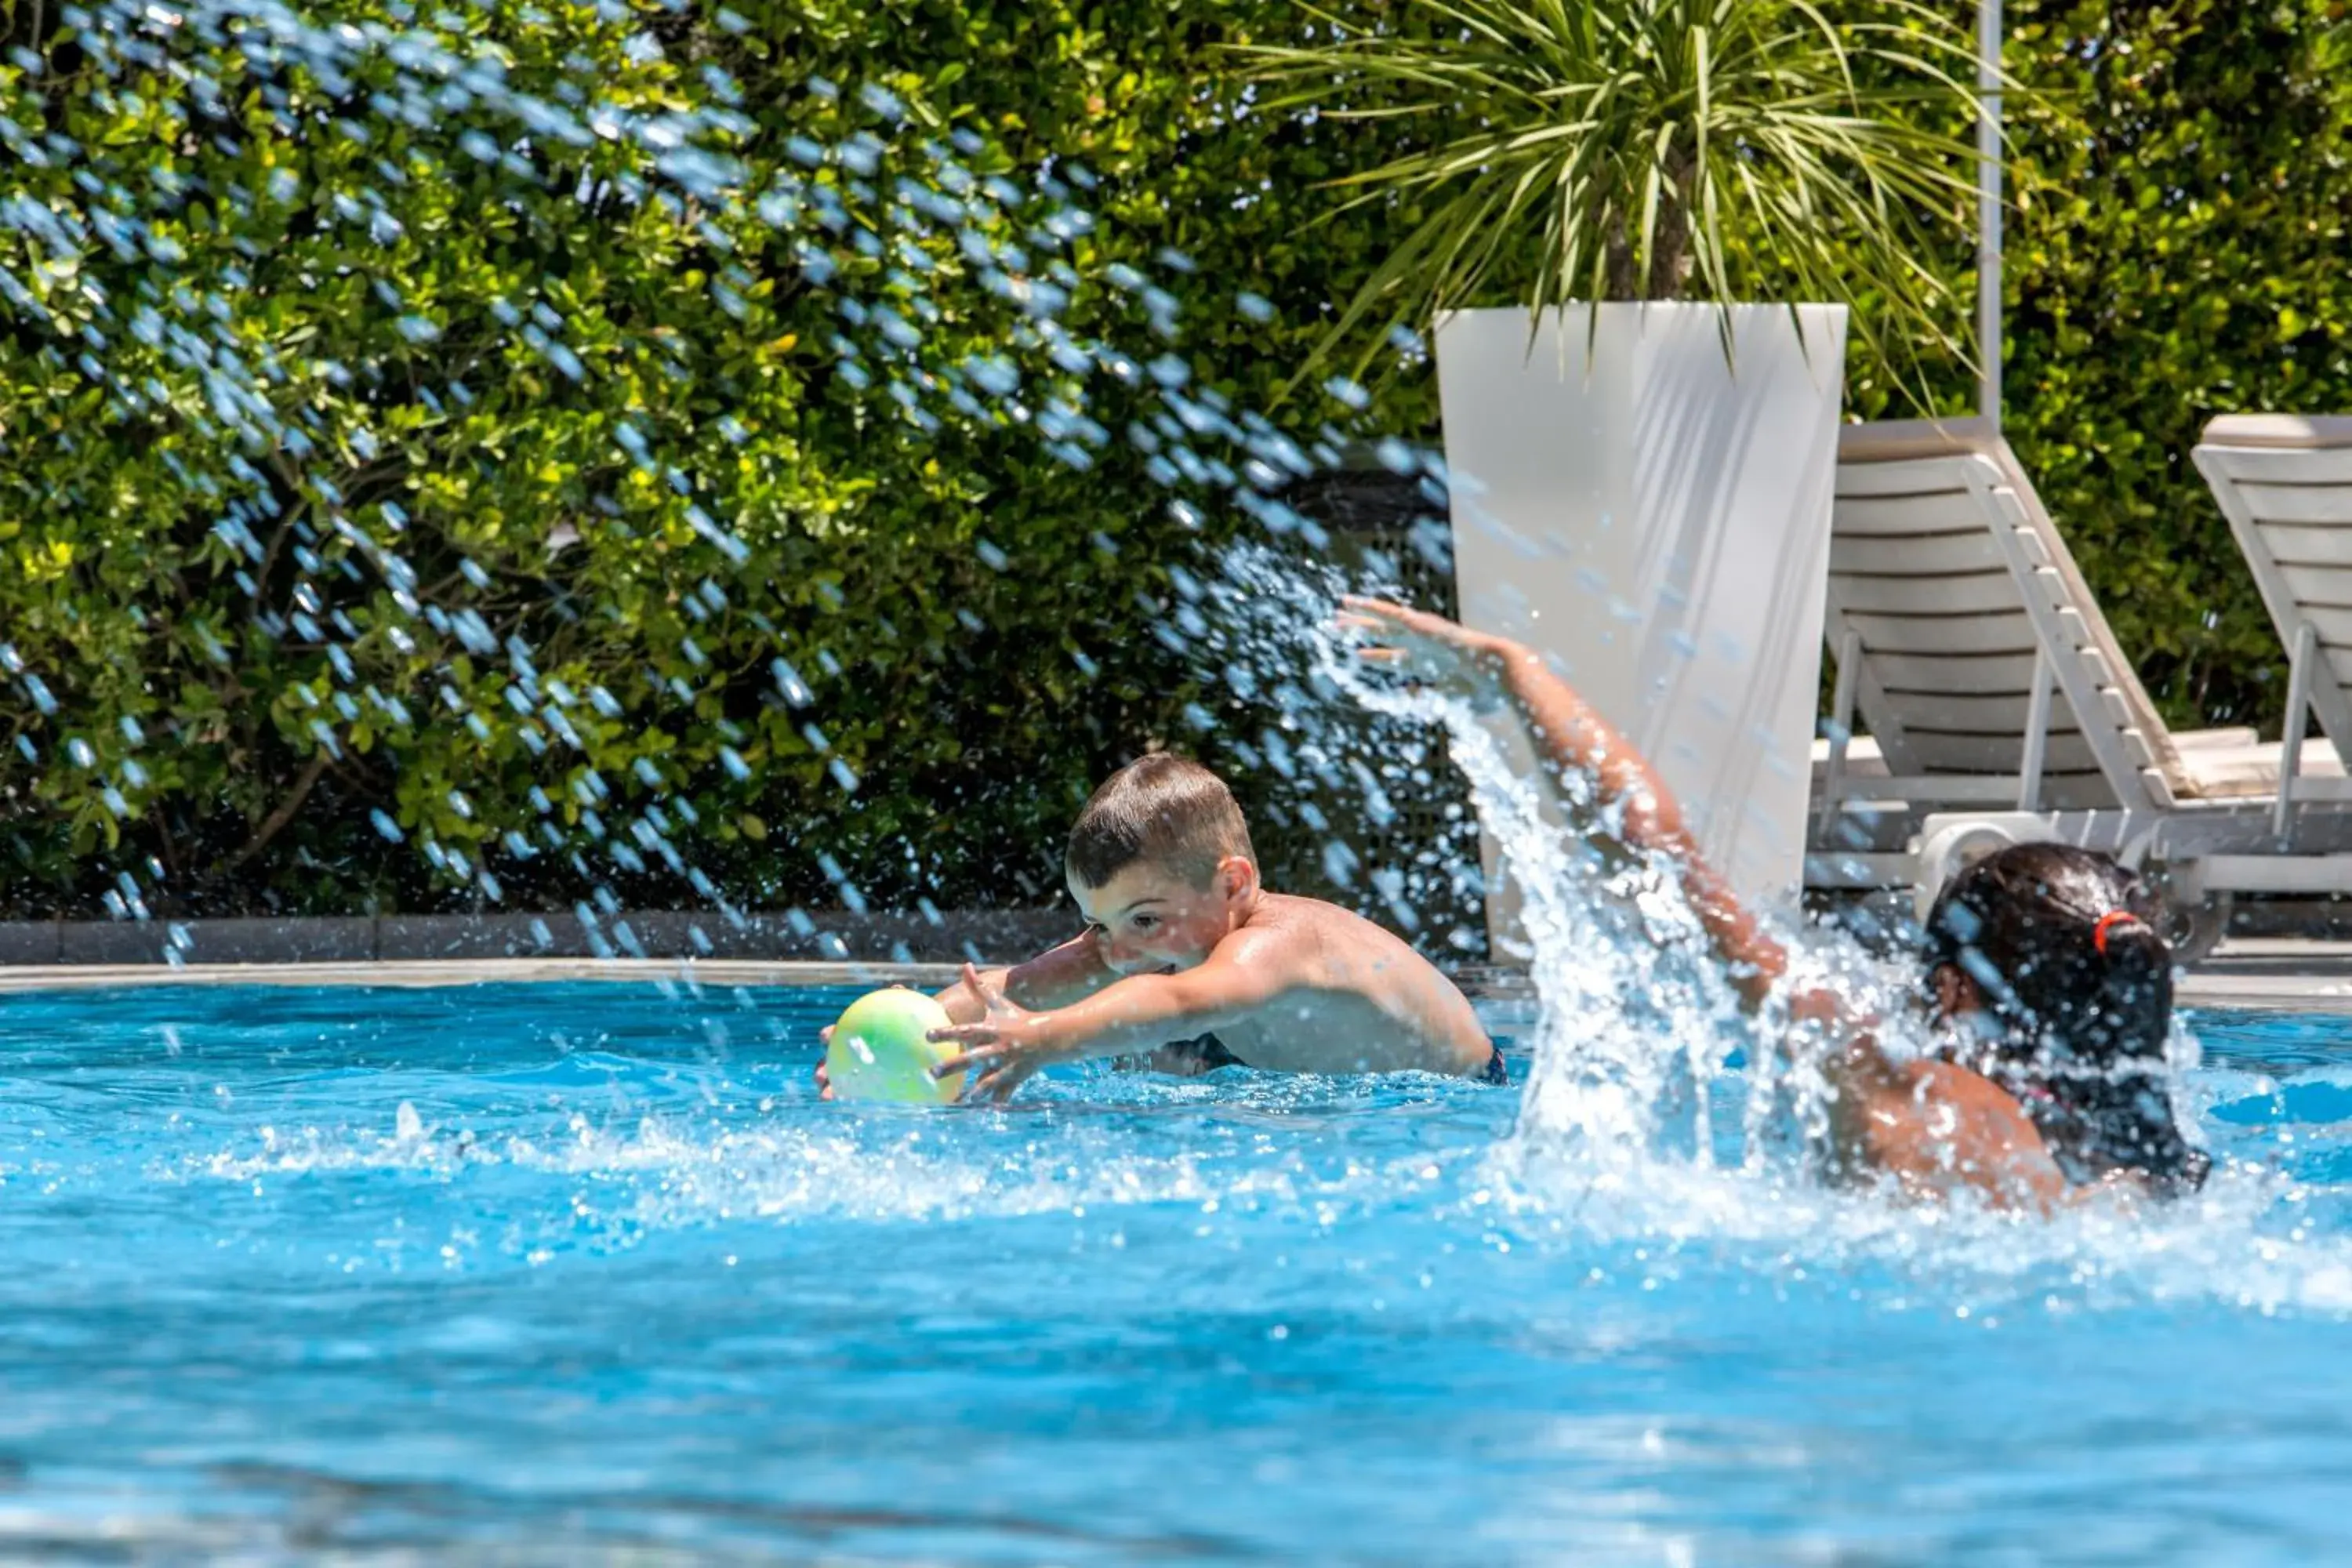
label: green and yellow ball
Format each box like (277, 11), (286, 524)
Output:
(825, 988), (964, 1105)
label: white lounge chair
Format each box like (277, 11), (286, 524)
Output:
(2192, 415), (2352, 837)
(1808, 419), (2352, 939)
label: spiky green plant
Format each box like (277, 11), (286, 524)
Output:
(1240, 0), (1989, 398)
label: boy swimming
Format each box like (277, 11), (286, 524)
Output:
(914, 753), (1502, 1099)
(1340, 597), (2209, 1207)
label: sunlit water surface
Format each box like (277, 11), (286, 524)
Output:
(0, 981), (2347, 1564)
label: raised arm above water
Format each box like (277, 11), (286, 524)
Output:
(1338, 597), (2066, 1207)
(1338, 597), (1788, 1008)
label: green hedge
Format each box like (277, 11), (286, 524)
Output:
(0, 0), (1486, 930)
(1991, 0), (2352, 730)
(0, 0), (2346, 926)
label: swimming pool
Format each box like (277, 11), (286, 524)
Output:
(0, 981), (2344, 1562)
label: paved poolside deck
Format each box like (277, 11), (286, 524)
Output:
(5, 942), (2352, 1011)
(2168, 939), (2352, 1012)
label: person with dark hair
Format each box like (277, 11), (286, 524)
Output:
(1342, 597), (2211, 1207)
(821, 752), (1503, 1101)
(1920, 844), (2209, 1195)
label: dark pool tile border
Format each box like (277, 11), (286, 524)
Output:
(376, 913), (568, 961)
(0, 923), (64, 965)
(373, 909), (1086, 963)
(4, 909), (1085, 967)
(55, 921), (181, 965)
(110, 916), (379, 964)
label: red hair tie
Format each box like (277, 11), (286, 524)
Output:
(2092, 909), (2141, 957)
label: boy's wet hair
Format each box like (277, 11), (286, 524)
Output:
(1066, 753), (1255, 890)
(1922, 842), (2209, 1195)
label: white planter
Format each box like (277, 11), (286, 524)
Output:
(1435, 303), (1847, 949)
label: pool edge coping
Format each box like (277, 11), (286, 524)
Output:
(3, 956), (2349, 1014)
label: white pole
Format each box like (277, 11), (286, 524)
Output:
(1977, 0), (2004, 427)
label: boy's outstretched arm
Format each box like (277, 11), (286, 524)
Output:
(929, 939), (1291, 1102)
(935, 932), (1120, 1022)
(817, 931), (1116, 1098)
(937, 940), (1239, 1079)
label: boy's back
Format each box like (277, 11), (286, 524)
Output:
(1188, 891), (1493, 1076)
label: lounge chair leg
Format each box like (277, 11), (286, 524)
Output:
(2276, 622), (2315, 843)
(1816, 629), (1862, 843)
(2017, 648), (2053, 811)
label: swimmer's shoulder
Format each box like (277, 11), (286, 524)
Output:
(1852, 1057), (2065, 1207)
(1192, 895), (1370, 992)
(1221, 894), (1494, 1076)
(1238, 895), (1477, 1012)
(1211, 895), (1324, 967)
(1246, 891), (1441, 968)
(1245, 891), (1386, 941)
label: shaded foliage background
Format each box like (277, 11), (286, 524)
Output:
(1989, 0), (2352, 730)
(0, 0), (2345, 928)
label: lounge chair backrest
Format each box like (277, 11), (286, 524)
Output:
(2192, 415), (2352, 766)
(1828, 419), (2183, 811)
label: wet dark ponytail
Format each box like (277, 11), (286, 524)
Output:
(1922, 843), (2210, 1195)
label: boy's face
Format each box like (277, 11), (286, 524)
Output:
(1068, 855), (1257, 976)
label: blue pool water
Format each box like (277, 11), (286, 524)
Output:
(0, 981), (2347, 1563)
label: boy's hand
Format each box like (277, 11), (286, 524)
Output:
(815, 1025), (835, 1100)
(929, 963), (1064, 1103)
(1337, 596), (1515, 695)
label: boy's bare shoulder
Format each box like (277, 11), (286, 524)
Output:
(1236, 891), (1354, 937)
(1236, 892), (1434, 967)
(1218, 891), (1493, 1076)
